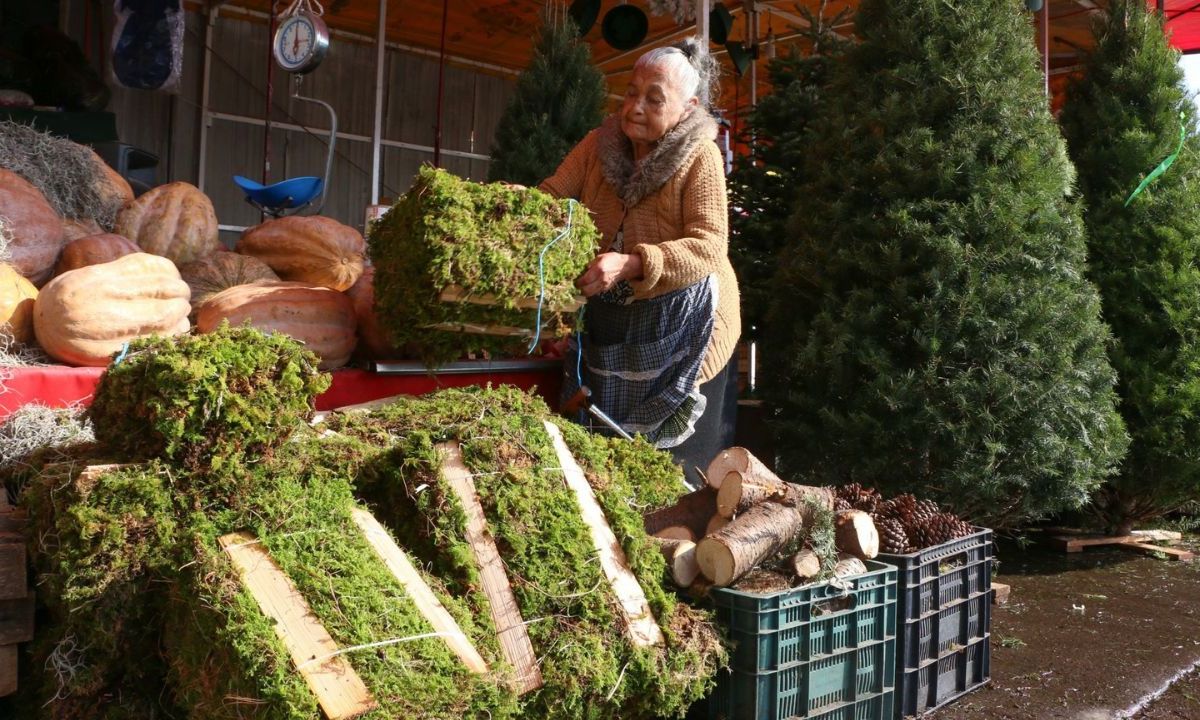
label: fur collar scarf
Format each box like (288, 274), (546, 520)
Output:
(598, 109), (718, 208)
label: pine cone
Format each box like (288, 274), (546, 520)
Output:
(835, 483), (864, 503)
(835, 498), (853, 512)
(877, 517), (909, 554)
(887, 493), (919, 523)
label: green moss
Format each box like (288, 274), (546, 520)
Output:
(87, 324), (330, 475)
(368, 167), (598, 366)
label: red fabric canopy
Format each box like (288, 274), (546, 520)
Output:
(1165, 1), (1200, 53)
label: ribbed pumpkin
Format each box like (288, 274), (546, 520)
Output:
(195, 281), (357, 370)
(345, 265), (402, 360)
(114, 181), (221, 266)
(62, 217), (103, 242)
(237, 216), (365, 291)
(33, 253), (191, 366)
(0, 262), (37, 345)
(0, 169), (64, 287)
(54, 233), (140, 276)
(178, 252), (279, 308)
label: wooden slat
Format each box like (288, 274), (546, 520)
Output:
(1131, 529), (1184, 543)
(0, 592), (34, 645)
(219, 532), (378, 719)
(440, 285), (585, 313)
(1051, 534), (1134, 553)
(349, 508), (489, 674)
(0, 643), (15, 697)
(436, 442), (543, 694)
(1118, 542), (1195, 562)
(423, 322), (534, 338)
(542, 421), (664, 647)
(0, 542), (25, 601)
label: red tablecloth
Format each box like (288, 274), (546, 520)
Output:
(0, 363), (563, 422)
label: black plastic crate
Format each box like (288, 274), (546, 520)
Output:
(877, 528), (993, 718)
(707, 561), (897, 720)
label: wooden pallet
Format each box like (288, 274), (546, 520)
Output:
(1048, 528), (1194, 561)
(0, 491), (32, 698)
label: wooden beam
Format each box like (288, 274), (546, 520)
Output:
(1119, 542), (1195, 562)
(349, 508), (489, 674)
(991, 582), (1011, 607)
(542, 421), (664, 647)
(423, 322), (534, 338)
(439, 285), (584, 313)
(437, 442), (543, 694)
(0, 542), (25, 601)
(219, 532), (378, 719)
(0, 643), (15, 697)
(0, 592), (34, 645)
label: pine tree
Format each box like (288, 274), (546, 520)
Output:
(1059, 0), (1200, 535)
(762, 0), (1128, 528)
(488, 7), (606, 186)
(728, 4), (847, 338)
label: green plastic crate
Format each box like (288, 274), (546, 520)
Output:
(708, 560), (898, 720)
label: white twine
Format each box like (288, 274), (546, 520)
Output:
(296, 631), (459, 670)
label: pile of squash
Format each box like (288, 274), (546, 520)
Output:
(0, 160), (391, 370)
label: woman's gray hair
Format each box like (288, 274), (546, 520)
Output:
(633, 37), (720, 110)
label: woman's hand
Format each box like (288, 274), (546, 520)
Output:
(576, 252), (643, 297)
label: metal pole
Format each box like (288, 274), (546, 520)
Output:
(263, 4), (277, 187)
(1039, 0), (1050, 97)
(433, 0), (449, 167)
(1158, 0), (1166, 15)
(197, 6), (219, 192)
(696, 0), (710, 44)
(370, 0), (387, 205)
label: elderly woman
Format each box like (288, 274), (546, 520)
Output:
(540, 39), (741, 488)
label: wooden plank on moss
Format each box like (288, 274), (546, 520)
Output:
(440, 285), (585, 313)
(0, 541), (25, 601)
(0, 643), (15, 697)
(349, 508), (489, 675)
(542, 421), (665, 647)
(0, 591), (33, 645)
(218, 531), (378, 719)
(437, 442), (544, 694)
(423, 321), (535, 338)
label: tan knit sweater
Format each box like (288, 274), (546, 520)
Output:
(540, 115), (741, 384)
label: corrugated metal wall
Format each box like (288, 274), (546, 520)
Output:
(92, 5), (514, 240)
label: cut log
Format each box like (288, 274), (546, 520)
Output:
(991, 582), (1011, 607)
(653, 537), (700, 587)
(704, 447), (764, 491)
(350, 508), (488, 674)
(438, 442), (544, 693)
(543, 421), (664, 647)
(652, 526), (696, 542)
(833, 554), (867, 579)
(705, 515), (730, 536)
(643, 486), (718, 540)
(695, 501), (805, 587)
(219, 531), (378, 719)
(835, 510), (879, 560)
(791, 549), (822, 583)
(716, 472), (834, 518)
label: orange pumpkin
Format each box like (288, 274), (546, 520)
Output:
(0, 169), (64, 286)
(178, 252), (279, 308)
(0, 262), (37, 345)
(62, 217), (103, 242)
(195, 281), (357, 370)
(236, 216), (365, 291)
(33, 253), (191, 366)
(345, 265), (402, 360)
(55, 233), (141, 276)
(114, 181), (221, 266)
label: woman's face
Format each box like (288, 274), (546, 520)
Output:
(621, 63), (697, 148)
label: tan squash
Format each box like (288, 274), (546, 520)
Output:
(236, 216), (365, 291)
(0, 169), (64, 286)
(0, 262), (37, 345)
(62, 217), (103, 241)
(55, 233), (141, 276)
(114, 181), (221, 266)
(178, 252), (279, 308)
(33, 253), (191, 366)
(195, 281), (357, 370)
(345, 265), (401, 360)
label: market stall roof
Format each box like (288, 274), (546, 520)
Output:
(210, 0), (1200, 114)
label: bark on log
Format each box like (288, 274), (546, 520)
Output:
(704, 447), (764, 491)
(653, 537), (700, 587)
(705, 515), (730, 536)
(716, 471), (835, 521)
(791, 549), (822, 582)
(835, 510), (879, 560)
(696, 502), (805, 587)
(643, 487), (717, 541)
(833, 554), (867, 579)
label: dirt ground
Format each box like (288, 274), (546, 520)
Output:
(930, 536), (1200, 720)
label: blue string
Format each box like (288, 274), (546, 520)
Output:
(527, 199), (578, 354)
(111, 342), (130, 366)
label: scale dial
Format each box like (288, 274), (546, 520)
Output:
(273, 12), (330, 74)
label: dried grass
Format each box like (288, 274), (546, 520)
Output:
(0, 403), (94, 477)
(0, 329), (51, 368)
(0, 214), (11, 262)
(0, 121), (123, 230)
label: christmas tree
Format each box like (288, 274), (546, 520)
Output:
(762, 0), (1128, 528)
(1059, 0), (1200, 535)
(488, 6), (606, 186)
(728, 3), (847, 339)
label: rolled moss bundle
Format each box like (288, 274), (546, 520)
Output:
(369, 167), (598, 366)
(87, 324), (330, 473)
(332, 387), (724, 719)
(0, 121), (129, 230)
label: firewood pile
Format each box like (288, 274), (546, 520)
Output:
(835, 483), (975, 554)
(643, 448), (881, 592)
